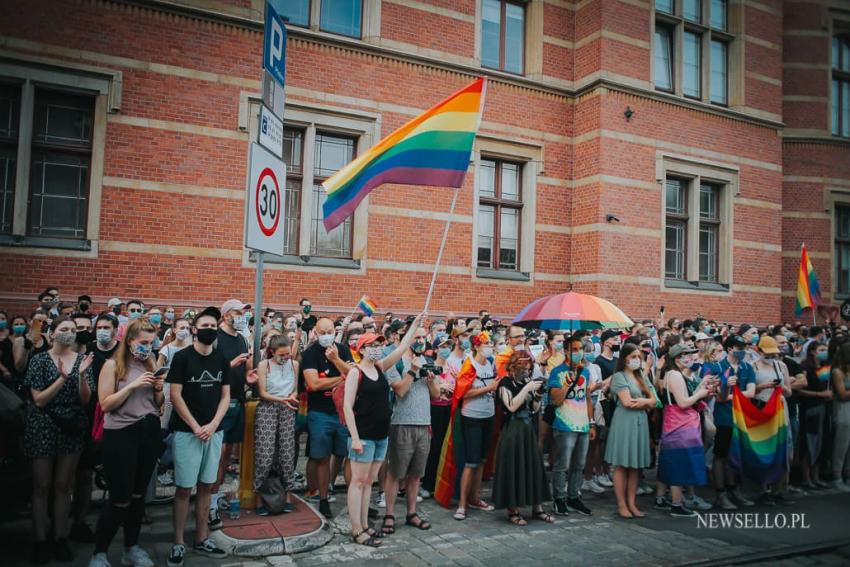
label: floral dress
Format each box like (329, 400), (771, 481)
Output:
(23, 352), (92, 458)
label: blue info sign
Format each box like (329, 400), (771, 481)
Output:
(264, 1), (287, 87)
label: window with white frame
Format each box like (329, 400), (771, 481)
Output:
(653, 0), (733, 106)
(661, 161), (734, 290)
(477, 158), (523, 271)
(481, 0), (526, 75)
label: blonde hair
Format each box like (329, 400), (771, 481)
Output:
(114, 319), (157, 380)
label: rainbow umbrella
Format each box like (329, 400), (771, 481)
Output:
(512, 291), (633, 331)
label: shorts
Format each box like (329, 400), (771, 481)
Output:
(461, 415), (493, 469)
(715, 425), (732, 459)
(307, 411), (349, 459)
(221, 400), (245, 444)
(387, 425), (431, 479)
(173, 430), (224, 488)
(347, 436), (388, 463)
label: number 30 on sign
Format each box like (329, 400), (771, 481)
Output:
(245, 142), (287, 254)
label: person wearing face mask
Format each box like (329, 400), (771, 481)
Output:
(210, 299), (252, 527)
(604, 343), (657, 519)
(582, 337), (613, 493)
(157, 317), (193, 438)
(166, 307), (231, 565)
(301, 317), (355, 519)
(252, 335), (300, 515)
(550, 336), (597, 516)
(107, 298), (126, 325)
(23, 315), (94, 563)
(773, 331), (807, 471)
(3, 315), (27, 388)
(798, 341), (833, 491)
(422, 333), (456, 498)
(88, 318), (163, 567)
(343, 316), (424, 547)
(126, 300), (144, 321)
(38, 288), (60, 320)
(0, 310), (13, 385)
(596, 330), (621, 380)
(73, 312), (95, 353)
(146, 307), (164, 352)
(380, 326), (440, 535)
(76, 295), (93, 316)
(299, 298), (317, 334)
(160, 306), (176, 340)
(492, 351), (552, 525)
(538, 331), (566, 462)
(655, 344), (713, 517)
(711, 336), (757, 510)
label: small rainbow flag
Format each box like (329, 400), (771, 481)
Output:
(356, 295), (377, 317)
(321, 77), (487, 231)
(816, 365), (831, 382)
(729, 386), (789, 485)
(795, 244), (822, 317)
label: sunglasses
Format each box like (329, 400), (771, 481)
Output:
(129, 308), (143, 313)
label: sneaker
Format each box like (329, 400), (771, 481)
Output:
(581, 479), (605, 494)
(31, 541), (51, 565)
(151, 493), (175, 505)
(684, 495), (713, 511)
(715, 492), (737, 511)
(306, 491), (320, 503)
(192, 538), (227, 559)
(89, 552), (111, 567)
(54, 538), (75, 562)
(121, 545), (154, 567)
(832, 480), (850, 492)
(419, 488), (432, 499)
(70, 522), (96, 543)
(256, 506), (270, 516)
(553, 498), (569, 516)
(157, 471), (174, 486)
(670, 504), (697, 517)
(787, 484), (804, 494)
(653, 496), (671, 510)
(376, 492), (386, 508)
(282, 502), (296, 514)
(757, 492), (776, 506)
(208, 507), (223, 531)
(730, 489), (755, 507)
(319, 499), (333, 519)
(167, 544), (185, 567)
(813, 480), (830, 489)
(293, 471), (306, 483)
(636, 484), (654, 496)
(595, 474), (613, 488)
(217, 496), (230, 511)
(566, 497), (592, 516)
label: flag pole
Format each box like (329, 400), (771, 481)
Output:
(424, 185), (460, 314)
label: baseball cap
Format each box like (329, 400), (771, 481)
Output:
(451, 326), (469, 338)
(356, 333), (387, 351)
(432, 332), (452, 347)
(78, 295), (92, 303)
(194, 306), (222, 326)
(601, 330), (619, 343)
(221, 299), (250, 315)
(668, 344), (698, 359)
(694, 332), (710, 342)
(758, 336), (780, 355)
(107, 297), (123, 308)
(738, 323), (753, 336)
(723, 335), (747, 350)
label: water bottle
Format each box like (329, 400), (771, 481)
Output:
(229, 498), (240, 520)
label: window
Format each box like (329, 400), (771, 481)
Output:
(320, 0), (362, 38)
(281, 128), (304, 255)
(833, 35), (850, 138)
(0, 84), (19, 234)
(477, 159), (522, 271)
(837, 205), (850, 297)
(279, 0), (310, 27)
(699, 183), (720, 282)
(665, 179), (687, 280)
(481, 0), (525, 75)
(654, 0), (732, 106)
(311, 133), (355, 257)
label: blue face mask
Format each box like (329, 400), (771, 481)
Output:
(703, 326), (711, 334)
(461, 339), (471, 351)
(148, 314), (162, 325)
(0, 321), (6, 330)
(584, 352), (596, 364)
(690, 361), (702, 372)
(816, 351), (829, 362)
(129, 311), (142, 320)
(733, 350), (746, 363)
(12, 324), (26, 335)
(438, 347), (452, 359)
(570, 352), (583, 366)
(750, 334), (760, 346)
(554, 343), (565, 352)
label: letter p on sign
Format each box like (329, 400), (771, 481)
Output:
(263, 1), (287, 88)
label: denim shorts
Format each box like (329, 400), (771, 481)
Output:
(347, 436), (389, 463)
(307, 410), (349, 459)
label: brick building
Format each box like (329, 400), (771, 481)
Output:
(0, 0), (847, 325)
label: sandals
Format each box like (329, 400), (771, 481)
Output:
(533, 510), (555, 523)
(365, 527), (380, 537)
(453, 508), (467, 521)
(352, 530), (382, 547)
(406, 512), (431, 530)
(508, 513), (527, 526)
(468, 499), (495, 511)
(380, 515), (395, 536)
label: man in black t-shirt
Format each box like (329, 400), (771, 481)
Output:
(299, 298), (317, 334)
(595, 330), (620, 380)
(166, 306), (230, 565)
(302, 317), (353, 518)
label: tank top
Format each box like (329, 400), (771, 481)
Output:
(352, 367), (391, 441)
(104, 360), (160, 430)
(265, 359), (295, 397)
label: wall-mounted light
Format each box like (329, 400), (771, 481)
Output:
(606, 214), (620, 223)
(624, 106), (634, 121)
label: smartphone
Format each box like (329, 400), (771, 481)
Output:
(154, 367), (170, 377)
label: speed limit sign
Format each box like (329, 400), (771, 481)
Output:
(245, 142), (286, 254)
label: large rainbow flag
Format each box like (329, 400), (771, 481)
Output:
(434, 358), (478, 508)
(729, 386), (789, 485)
(794, 243), (822, 317)
(321, 77), (487, 231)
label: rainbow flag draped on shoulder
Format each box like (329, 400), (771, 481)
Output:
(729, 386), (789, 485)
(794, 243), (822, 317)
(434, 358), (478, 508)
(321, 77), (487, 231)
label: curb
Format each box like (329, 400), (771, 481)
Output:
(210, 497), (335, 558)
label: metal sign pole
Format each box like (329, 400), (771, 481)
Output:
(253, 251), (264, 366)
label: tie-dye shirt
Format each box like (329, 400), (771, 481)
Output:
(547, 363), (591, 433)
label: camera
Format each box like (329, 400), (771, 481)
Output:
(417, 363), (442, 380)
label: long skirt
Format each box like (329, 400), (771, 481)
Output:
(492, 417), (551, 509)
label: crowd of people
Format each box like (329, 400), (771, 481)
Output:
(1, 288), (850, 565)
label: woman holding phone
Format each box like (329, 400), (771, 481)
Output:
(88, 318), (163, 567)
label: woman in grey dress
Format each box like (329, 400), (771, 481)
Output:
(604, 343), (657, 519)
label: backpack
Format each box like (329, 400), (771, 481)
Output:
(332, 369), (362, 427)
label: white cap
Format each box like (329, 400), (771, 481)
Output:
(220, 299), (250, 315)
(107, 297), (123, 307)
(694, 332), (711, 342)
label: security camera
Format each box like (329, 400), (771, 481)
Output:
(605, 214), (620, 223)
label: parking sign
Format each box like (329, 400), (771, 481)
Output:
(264, 1), (286, 88)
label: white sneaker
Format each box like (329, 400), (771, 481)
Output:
(419, 488), (431, 499)
(831, 479), (850, 492)
(581, 479), (605, 494)
(89, 553), (111, 567)
(715, 493), (737, 511)
(595, 474), (613, 487)
(121, 545), (154, 567)
(684, 495), (713, 511)
(636, 484), (653, 496)
(377, 492), (386, 508)
(157, 471), (174, 486)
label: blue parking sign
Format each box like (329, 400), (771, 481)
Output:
(264, 1), (286, 87)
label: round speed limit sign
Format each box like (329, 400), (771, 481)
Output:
(255, 167), (281, 236)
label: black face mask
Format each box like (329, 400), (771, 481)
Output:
(610, 344), (621, 353)
(196, 328), (217, 345)
(112, 306), (122, 315)
(79, 302), (90, 312)
(75, 330), (94, 345)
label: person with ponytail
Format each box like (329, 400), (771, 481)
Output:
(88, 318), (163, 567)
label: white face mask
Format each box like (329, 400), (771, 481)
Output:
(365, 347), (382, 361)
(96, 329), (113, 345)
(318, 334), (335, 348)
(176, 329), (190, 342)
(627, 358), (642, 371)
(481, 346), (494, 358)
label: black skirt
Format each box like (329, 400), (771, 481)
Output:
(492, 417), (551, 509)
